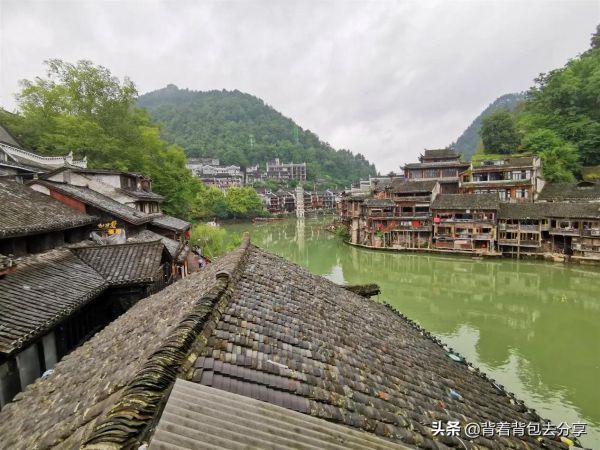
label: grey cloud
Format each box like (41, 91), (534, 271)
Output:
(1, 0), (598, 172)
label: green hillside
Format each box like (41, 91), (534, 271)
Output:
(475, 25), (600, 182)
(453, 93), (525, 160)
(137, 85), (377, 187)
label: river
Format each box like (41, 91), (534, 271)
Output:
(223, 217), (600, 447)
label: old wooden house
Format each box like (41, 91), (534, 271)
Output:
(378, 179), (440, 249)
(39, 167), (164, 214)
(547, 203), (600, 258)
(431, 193), (500, 253)
(0, 240), (170, 410)
(459, 155), (544, 202)
(403, 148), (469, 194)
(361, 198), (396, 247)
(0, 179), (98, 256)
(497, 203), (552, 256)
(29, 180), (159, 238)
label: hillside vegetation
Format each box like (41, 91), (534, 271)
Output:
(477, 25), (600, 182)
(453, 93), (525, 161)
(137, 86), (377, 187)
(0, 60), (264, 219)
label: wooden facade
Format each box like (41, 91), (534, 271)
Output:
(460, 155), (544, 202)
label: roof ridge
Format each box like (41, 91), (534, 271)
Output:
(82, 233), (251, 449)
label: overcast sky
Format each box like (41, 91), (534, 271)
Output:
(0, 0), (598, 172)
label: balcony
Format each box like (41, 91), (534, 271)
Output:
(520, 239), (541, 247)
(393, 195), (431, 202)
(473, 233), (494, 240)
(498, 238), (518, 245)
(520, 225), (539, 231)
(550, 228), (581, 236)
(582, 229), (600, 237)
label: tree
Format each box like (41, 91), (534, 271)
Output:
(136, 86), (377, 186)
(4, 60), (203, 218)
(225, 187), (265, 218)
(521, 129), (580, 182)
(479, 109), (521, 154)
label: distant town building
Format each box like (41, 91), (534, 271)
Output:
(187, 159), (243, 189)
(265, 158), (306, 182)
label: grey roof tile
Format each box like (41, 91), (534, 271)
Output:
(0, 179), (97, 238)
(431, 193), (500, 210)
(539, 181), (600, 201)
(72, 241), (165, 285)
(31, 180), (158, 225)
(150, 215), (191, 232)
(0, 249), (107, 354)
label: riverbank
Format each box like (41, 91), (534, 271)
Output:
(343, 239), (600, 265)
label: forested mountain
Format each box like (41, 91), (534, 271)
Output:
(475, 25), (600, 182)
(453, 93), (525, 160)
(137, 86), (377, 187)
(0, 60), (265, 220)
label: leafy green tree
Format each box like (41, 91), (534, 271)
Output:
(225, 186), (265, 218)
(521, 129), (579, 182)
(3, 60), (202, 218)
(479, 109), (521, 154)
(518, 25), (600, 167)
(192, 185), (229, 219)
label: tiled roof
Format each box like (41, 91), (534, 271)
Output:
(0, 237), (571, 450)
(431, 193), (500, 210)
(186, 248), (561, 450)
(538, 182), (600, 201)
(0, 179), (98, 239)
(499, 203), (553, 219)
(0, 249), (107, 355)
(151, 214), (191, 232)
(72, 241), (165, 285)
(545, 202), (600, 219)
(129, 229), (182, 259)
(117, 188), (164, 201)
(364, 198), (395, 207)
(404, 161), (469, 169)
(422, 148), (459, 160)
(389, 179), (438, 194)
(31, 180), (158, 225)
(0, 244), (245, 449)
(150, 379), (409, 450)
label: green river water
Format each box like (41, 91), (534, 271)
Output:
(223, 217), (600, 447)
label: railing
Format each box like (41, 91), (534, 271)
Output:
(473, 233), (494, 240)
(462, 179), (530, 186)
(550, 228), (581, 236)
(520, 225), (539, 231)
(520, 239), (541, 247)
(498, 238), (518, 245)
(582, 229), (600, 237)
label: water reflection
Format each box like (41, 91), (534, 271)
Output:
(224, 218), (600, 446)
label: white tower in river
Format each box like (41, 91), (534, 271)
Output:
(295, 186), (305, 218)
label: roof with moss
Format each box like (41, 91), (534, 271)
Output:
(0, 236), (575, 450)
